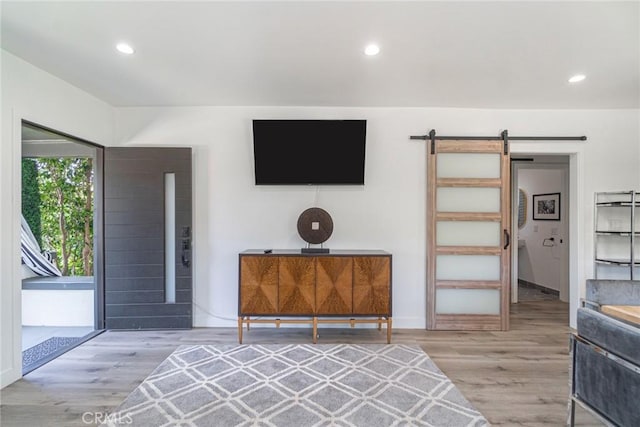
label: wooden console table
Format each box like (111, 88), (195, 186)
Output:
(238, 250), (392, 344)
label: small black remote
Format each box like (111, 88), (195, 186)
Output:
(264, 249), (272, 253)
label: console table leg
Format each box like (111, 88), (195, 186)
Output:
(377, 317), (382, 331)
(238, 317), (243, 344)
(387, 317), (393, 344)
(313, 317), (318, 344)
(247, 317), (250, 331)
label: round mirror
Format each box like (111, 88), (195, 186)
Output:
(518, 189), (527, 229)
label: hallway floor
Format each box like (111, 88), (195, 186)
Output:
(518, 281), (560, 301)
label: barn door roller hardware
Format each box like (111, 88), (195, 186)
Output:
(409, 130), (587, 155)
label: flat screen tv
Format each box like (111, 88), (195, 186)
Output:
(252, 119), (366, 185)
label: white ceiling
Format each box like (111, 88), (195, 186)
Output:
(1, 1), (638, 109)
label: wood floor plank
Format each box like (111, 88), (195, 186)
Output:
(0, 300), (603, 426)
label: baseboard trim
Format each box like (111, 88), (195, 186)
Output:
(1, 366), (21, 389)
(518, 279), (560, 296)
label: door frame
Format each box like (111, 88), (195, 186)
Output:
(511, 159), (570, 304)
(510, 144), (585, 328)
(8, 119), (106, 382)
(21, 119), (106, 331)
(4, 109), (108, 387)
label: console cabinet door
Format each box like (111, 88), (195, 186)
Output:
(239, 256), (278, 314)
(353, 257), (391, 315)
(316, 257), (353, 314)
(278, 257), (316, 314)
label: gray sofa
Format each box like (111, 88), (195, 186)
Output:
(569, 279), (640, 426)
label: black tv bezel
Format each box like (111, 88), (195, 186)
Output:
(252, 119), (367, 186)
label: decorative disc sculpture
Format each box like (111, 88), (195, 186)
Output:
(297, 207), (333, 253)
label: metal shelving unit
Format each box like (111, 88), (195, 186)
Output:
(594, 191), (640, 279)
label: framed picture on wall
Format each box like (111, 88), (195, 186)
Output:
(533, 192), (560, 221)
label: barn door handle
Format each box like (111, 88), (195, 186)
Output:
(504, 229), (510, 250)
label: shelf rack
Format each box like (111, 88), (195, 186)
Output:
(594, 191), (640, 279)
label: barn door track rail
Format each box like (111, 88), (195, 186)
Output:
(410, 129), (587, 154)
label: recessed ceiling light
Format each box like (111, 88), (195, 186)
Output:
(364, 44), (380, 56)
(116, 42), (134, 55)
(568, 74), (586, 83)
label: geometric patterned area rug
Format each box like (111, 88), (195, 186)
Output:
(104, 344), (489, 427)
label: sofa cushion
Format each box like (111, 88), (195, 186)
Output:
(577, 307), (640, 366)
(586, 279), (640, 306)
(574, 340), (640, 427)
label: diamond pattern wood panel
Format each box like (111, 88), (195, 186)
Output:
(353, 256), (390, 314)
(278, 257), (316, 314)
(239, 256), (278, 314)
(316, 257), (353, 314)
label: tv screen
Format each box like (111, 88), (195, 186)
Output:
(252, 119), (366, 185)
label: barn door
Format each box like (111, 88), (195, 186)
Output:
(427, 139), (510, 330)
(104, 147), (192, 329)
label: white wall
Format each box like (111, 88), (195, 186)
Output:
(115, 106), (640, 332)
(3, 49), (640, 388)
(517, 167), (568, 299)
(22, 290), (94, 327)
(1, 50), (114, 387)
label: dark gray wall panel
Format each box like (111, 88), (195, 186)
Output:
(104, 223), (164, 238)
(105, 250), (164, 265)
(106, 291), (166, 304)
(105, 265), (164, 278)
(176, 290), (192, 303)
(106, 186), (164, 199)
(104, 147), (192, 330)
(105, 238), (164, 251)
(176, 278), (191, 290)
(104, 198), (166, 213)
(105, 212), (164, 226)
(106, 278), (165, 291)
(106, 316), (191, 330)
(106, 303), (191, 317)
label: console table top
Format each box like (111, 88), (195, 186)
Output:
(240, 249), (390, 256)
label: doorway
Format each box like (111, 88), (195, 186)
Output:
(20, 121), (104, 374)
(511, 155), (570, 305)
(16, 120), (193, 377)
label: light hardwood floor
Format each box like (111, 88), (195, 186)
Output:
(0, 300), (602, 426)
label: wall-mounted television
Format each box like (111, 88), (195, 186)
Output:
(252, 119), (366, 185)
